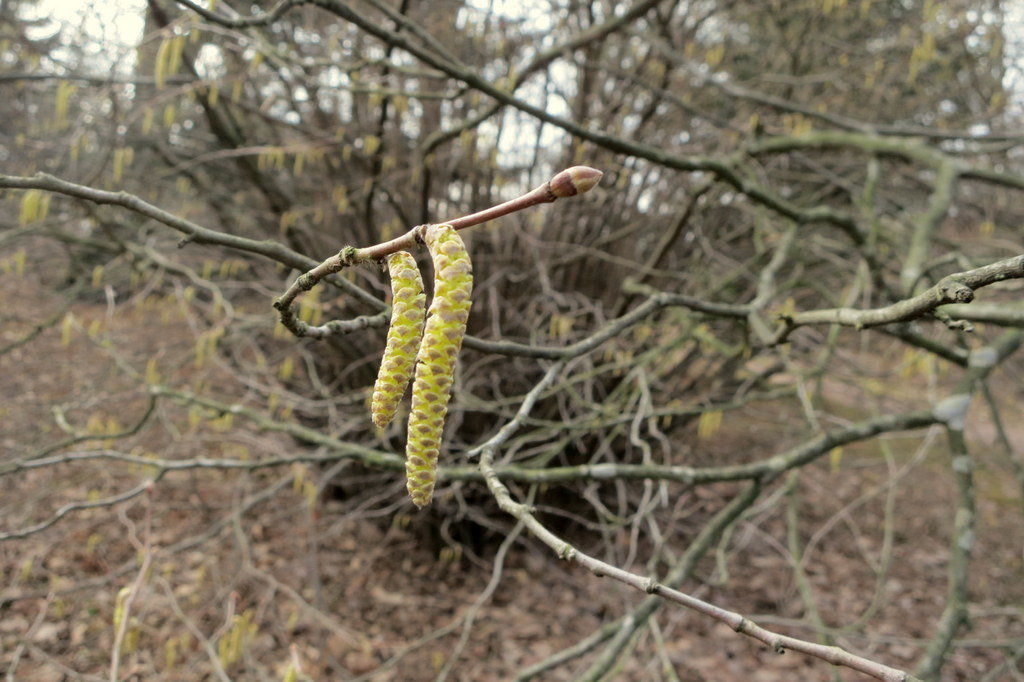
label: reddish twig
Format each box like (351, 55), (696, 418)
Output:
(272, 166), (602, 338)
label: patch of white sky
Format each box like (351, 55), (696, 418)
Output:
(962, 4), (1024, 131)
(25, 0), (147, 75)
(23, 0), (1024, 137)
(457, 0), (575, 170)
(1002, 2), (1024, 118)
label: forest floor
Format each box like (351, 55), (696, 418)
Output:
(2, 269), (1023, 681)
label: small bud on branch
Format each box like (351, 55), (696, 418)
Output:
(548, 166), (603, 198)
(274, 167), (602, 339)
(442, 165), (603, 231)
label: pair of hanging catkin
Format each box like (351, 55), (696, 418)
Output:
(370, 224), (473, 507)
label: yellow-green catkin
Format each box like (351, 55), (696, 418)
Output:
(406, 225), (473, 507)
(371, 252), (426, 428)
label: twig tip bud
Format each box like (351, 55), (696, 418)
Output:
(549, 166), (603, 198)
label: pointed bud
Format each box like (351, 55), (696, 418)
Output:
(549, 166), (603, 198)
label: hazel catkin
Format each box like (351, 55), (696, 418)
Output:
(405, 224), (473, 507)
(370, 252), (426, 428)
